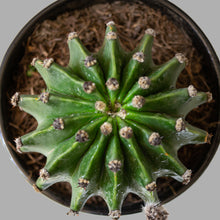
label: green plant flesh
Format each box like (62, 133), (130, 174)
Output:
(11, 21), (212, 220)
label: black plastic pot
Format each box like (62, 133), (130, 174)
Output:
(0, 0), (219, 216)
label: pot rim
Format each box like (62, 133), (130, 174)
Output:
(0, 0), (219, 216)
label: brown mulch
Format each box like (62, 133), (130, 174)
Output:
(7, 1), (218, 209)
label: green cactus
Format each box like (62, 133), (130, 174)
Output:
(11, 21), (212, 220)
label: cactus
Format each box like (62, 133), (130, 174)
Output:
(11, 21), (212, 220)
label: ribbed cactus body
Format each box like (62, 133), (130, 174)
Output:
(12, 21), (211, 220)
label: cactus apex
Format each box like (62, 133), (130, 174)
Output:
(188, 85), (197, 97)
(14, 137), (22, 153)
(138, 76), (151, 89)
(106, 21), (115, 26)
(133, 52), (144, 63)
(175, 118), (185, 132)
(108, 160), (122, 173)
(175, 53), (188, 64)
(144, 203), (169, 220)
(182, 169), (192, 185)
(145, 28), (156, 37)
(43, 58), (54, 68)
(83, 81), (96, 94)
(106, 31), (117, 40)
(109, 210), (121, 220)
(114, 102), (122, 109)
(120, 126), (133, 139)
(106, 78), (119, 91)
(149, 132), (162, 146)
(132, 95), (146, 109)
(68, 32), (78, 41)
(100, 122), (113, 136)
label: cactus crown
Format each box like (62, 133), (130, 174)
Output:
(12, 21), (212, 219)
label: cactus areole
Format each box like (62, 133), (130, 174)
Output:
(11, 21), (212, 220)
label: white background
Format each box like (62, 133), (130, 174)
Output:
(0, 1), (219, 220)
